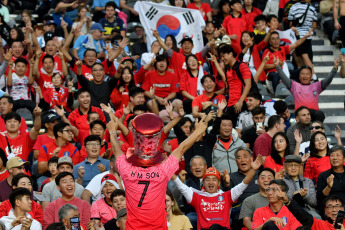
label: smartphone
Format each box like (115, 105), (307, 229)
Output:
(341, 48), (345, 55)
(70, 217), (81, 230)
(256, 122), (263, 131)
(334, 210), (345, 229)
(86, 12), (90, 18)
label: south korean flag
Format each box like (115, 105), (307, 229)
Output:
(134, 1), (206, 53)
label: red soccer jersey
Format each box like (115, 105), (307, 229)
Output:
(110, 85), (130, 110)
(241, 7), (263, 28)
(252, 205), (301, 229)
(43, 87), (71, 111)
(0, 199), (43, 224)
(311, 218), (345, 230)
(190, 191), (232, 230)
(37, 72), (54, 95)
(226, 62), (252, 106)
(0, 133), (35, 161)
(142, 70), (178, 98)
(304, 156), (331, 183)
(116, 154), (179, 230)
(222, 14), (251, 46)
(33, 133), (55, 151)
(263, 46), (290, 74)
(38, 141), (80, 165)
(68, 106), (106, 131)
(192, 93), (226, 112)
(0, 116), (27, 136)
(169, 51), (204, 82)
(187, 3), (212, 21)
(180, 71), (208, 98)
(168, 138), (185, 174)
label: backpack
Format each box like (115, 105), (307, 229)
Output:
(231, 61), (259, 94)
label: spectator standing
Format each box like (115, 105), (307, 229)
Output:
(0, 96), (28, 135)
(253, 115), (286, 159)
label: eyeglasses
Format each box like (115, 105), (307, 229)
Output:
(188, 59), (198, 63)
(309, 126), (323, 130)
(86, 143), (101, 147)
(326, 204), (343, 210)
(63, 129), (72, 133)
(265, 187), (278, 193)
(285, 163), (300, 168)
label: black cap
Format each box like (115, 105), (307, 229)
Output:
(44, 20), (57, 27)
(179, 35), (193, 45)
(284, 155), (302, 164)
(44, 31), (54, 44)
(42, 112), (60, 124)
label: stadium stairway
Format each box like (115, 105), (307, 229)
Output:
(312, 29), (345, 144)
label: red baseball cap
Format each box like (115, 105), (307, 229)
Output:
(202, 167), (221, 180)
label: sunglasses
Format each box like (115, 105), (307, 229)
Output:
(309, 126), (323, 130)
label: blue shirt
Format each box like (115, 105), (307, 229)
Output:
(73, 157), (110, 187)
(99, 17), (125, 35)
(73, 35), (102, 60)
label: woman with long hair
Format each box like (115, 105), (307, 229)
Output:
(164, 34), (179, 53)
(19, 9), (36, 29)
(110, 66), (136, 110)
(180, 54), (208, 114)
(169, 0), (187, 8)
(72, 5), (92, 37)
(264, 132), (290, 172)
(166, 190), (192, 230)
(304, 131), (330, 183)
(237, 28), (273, 82)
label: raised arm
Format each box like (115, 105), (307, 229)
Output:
(209, 52), (226, 85)
(171, 175), (194, 203)
(107, 117), (123, 162)
(33, 50), (43, 79)
(289, 29), (312, 52)
(29, 104), (42, 141)
(152, 29), (169, 52)
(253, 53), (269, 83)
(334, 0), (341, 30)
(163, 104), (184, 135)
(172, 116), (207, 161)
(321, 57), (339, 90)
(6, 60), (13, 87)
(274, 57), (292, 89)
(28, 58), (34, 85)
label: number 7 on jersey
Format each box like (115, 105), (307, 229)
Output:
(138, 181), (150, 207)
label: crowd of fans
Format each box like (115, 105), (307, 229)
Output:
(0, 0), (343, 229)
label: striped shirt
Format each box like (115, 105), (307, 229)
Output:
(288, 2), (317, 39)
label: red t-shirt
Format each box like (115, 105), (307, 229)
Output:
(187, 3), (212, 21)
(311, 218), (345, 230)
(0, 116), (27, 136)
(191, 191), (232, 230)
(241, 7), (263, 28)
(226, 62), (252, 106)
(222, 14), (252, 46)
(304, 156), (331, 183)
(0, 133), (35, 160)
(68, 106), (106, 131)
(169, 51), (204, 81)
(252, 205), (301, 229)
(263, 156), (284, 172)
(38, 141), (80, 165)
(110, 85), (130, 110)
(116, 154), (179, 230)
(37, 72), (54, 95)
(142, 70), (178, 98)
(180, 71), (208, 98)
(262, 46), (290, 74)
(192, 93), (226, 112)
(33, 133), (55, 151)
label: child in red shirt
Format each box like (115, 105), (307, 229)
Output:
(187, 0), (212, 21)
